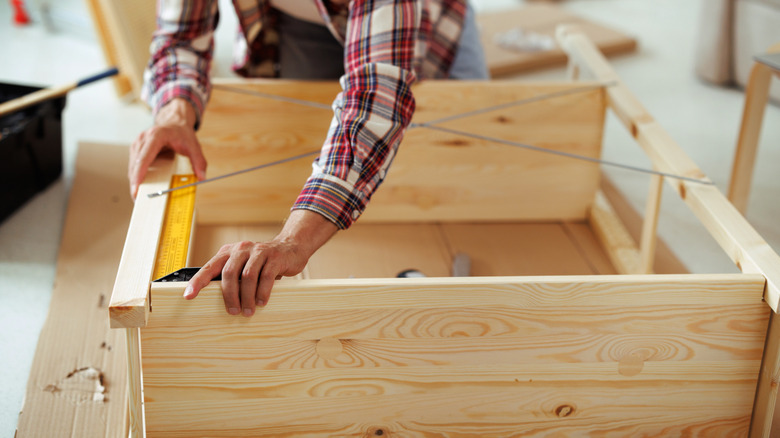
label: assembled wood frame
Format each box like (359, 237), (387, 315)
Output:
(109, 29), (780, 437)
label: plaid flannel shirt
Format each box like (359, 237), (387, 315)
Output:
(142, 0), (467, 229)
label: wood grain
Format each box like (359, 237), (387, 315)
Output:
(195, 80), (607, 224)
(109, 154), (176, 328)
(728, 60), (775, 214)
(589, 191), (643, 275)
(139, 275), (767, 436)
(557, 27), (780, 312)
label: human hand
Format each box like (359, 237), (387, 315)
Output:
(129, 98), (207, 198)
(183, 210), (339, 316)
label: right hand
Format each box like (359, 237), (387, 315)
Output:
(129, 98), (207, 198)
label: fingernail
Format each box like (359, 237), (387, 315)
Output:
(228, 307), (240, 315)
(256, 299), (265, 307)
(243, 308), (253, 316)
(183, 285), (193, 298)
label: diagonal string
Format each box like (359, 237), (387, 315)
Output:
(418, 125), (713, 185)
(147, 149), (321, 198)
(153, 82), (711, 197)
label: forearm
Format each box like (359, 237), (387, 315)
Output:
(292, 0), (420, 230)
(141, 0), (218, 129)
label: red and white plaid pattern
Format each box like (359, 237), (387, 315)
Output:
(143, 0), (467, 229)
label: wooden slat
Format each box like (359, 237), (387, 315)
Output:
(557, 27), (780, 312)
(109, 155), (177, 328)
(125, 328), (144, 438)
(639, 174), (663, 274)
(15, 143), (131, 438)
(149, 274), (765, 311)
(87, 0), (156, 99)
(728, 60), (774, 214)
(83, 0), (132, 97)
(195, 80), (607, 224)
(143, 383), (752, 437)
(142, 362), (762, 401)
(599, 176), (686, 274)
(141, 275), (766, 436)
(589, 191), (643, 275)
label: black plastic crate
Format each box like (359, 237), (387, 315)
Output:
(0, 82), (66, 224)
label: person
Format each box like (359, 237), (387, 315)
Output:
(130, 0), (489, 317)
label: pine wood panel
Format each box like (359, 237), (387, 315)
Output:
(143, 384), (752, 437)
(109, 154), (176, 328)
(140, 275), (767, 436)
(557, 27), (780, 311)
(195, 80), (606, 224)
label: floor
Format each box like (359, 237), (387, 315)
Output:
(1, 0), (779, 435)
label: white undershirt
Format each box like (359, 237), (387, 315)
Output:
(269, 0), (324, 25)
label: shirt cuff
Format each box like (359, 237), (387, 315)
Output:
(292, 174), (368, 230)
(146, 81), (207, 130)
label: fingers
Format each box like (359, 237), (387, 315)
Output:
(185, 248), (230, 300)
(222, 242), (251, 316)
(256, 260), (280, 308)
(129, 125), (206, 198)
(184, 239), (308, 317)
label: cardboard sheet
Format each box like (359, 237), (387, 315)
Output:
(16, 143), (131, 437)
(479, 5), (638, 77)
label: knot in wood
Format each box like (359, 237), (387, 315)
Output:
(555, 404), (575, 418)
(316, 337), (343, 360)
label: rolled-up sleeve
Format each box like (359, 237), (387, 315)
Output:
(141, 0), (218, 129)
(293, 0), (420, 229)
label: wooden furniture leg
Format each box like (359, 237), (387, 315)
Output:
(728, 61), (773, 214)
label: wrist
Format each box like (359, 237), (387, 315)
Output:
(155, 98), (197, 129)
(278, 209), (338, 258)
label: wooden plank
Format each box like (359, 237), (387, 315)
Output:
(141, 275), (766, 436)
(109, 154), (176, 328)
(15, 143), (131, 438)
(589, 191), (643, 275)
(195, 80), (607, 224)
(143, 383), (752, 437)
(149, 274), (765, 311)
(86, 0), (156, 99)
(558, 27), (780, 311)
(756, 312), (780, 437)
(728, 61), (774, 214)
(83, 0), (133, 97)
(125, 328), (144, 438)
(599, 176), (687, 275)
(639, 174), (664, 274)
(478, 5), (638, 77)
(439, 223), (598, 276)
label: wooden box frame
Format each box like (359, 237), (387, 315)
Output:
(109, 29), (780, 437)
